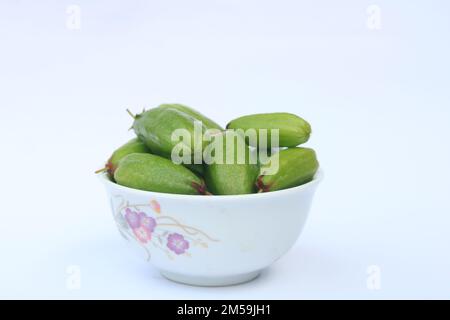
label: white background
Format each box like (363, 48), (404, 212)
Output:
(0, 0), (449, 299)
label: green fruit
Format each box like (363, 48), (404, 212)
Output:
(184, 163), (205, 177)
(204, 131), (259, 195)
(130, 104), (223, 163)
(114, 153), (208, 195)
(256, 147), (319, 192)
(97, 138), (150, 176)
(226, 112), (311, 148)
(163, 104), (223, 131)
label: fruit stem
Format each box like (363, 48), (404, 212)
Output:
(256, 176), (270, 193)
(192, 181), (211, 195)
(126, 109), (136, 119)
(95, 167), (107, 174)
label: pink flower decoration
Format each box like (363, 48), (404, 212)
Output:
(167, 233), (189, 255)
(125, 208), (140, 229)
(150, 200), (161, 213)
(139, 212), (157, 233)
(125, 209), (157, 244)
(133, 226), (152, 243)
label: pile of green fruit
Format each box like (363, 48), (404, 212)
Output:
(97, 104), (319, 195)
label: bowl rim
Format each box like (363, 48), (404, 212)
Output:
(98, 169), (323, 201)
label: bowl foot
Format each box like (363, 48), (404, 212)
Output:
(160, 270), (261, 287)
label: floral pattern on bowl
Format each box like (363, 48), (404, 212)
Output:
(110, 195), (219, 261)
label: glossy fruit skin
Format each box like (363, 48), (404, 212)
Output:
(257, 147), (319, 192)
(114, 153), (207, 195)
(226, 112), (311, 148)
(106, 138), (150, 176)
(204, 131), (260, 195)
(131, 104), (223, 161)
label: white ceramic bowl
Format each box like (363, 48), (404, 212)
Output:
(99, 170), (322, 286)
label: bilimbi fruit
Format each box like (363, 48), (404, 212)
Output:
(256, 147), (319, 192)
(114, 153), (209, 195)
(129, 104), (223, 161)
(97, 105), (320, 195)
(226, 112), (311, 148)
(204, 131), (260, 195)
